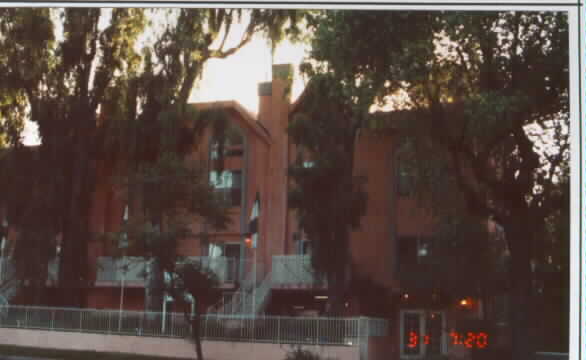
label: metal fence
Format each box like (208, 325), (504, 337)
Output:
(0, 305), (387, 346)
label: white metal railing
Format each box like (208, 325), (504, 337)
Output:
(96, 257), (147, 283)
(0, 305), (387, 346)
(237, 271), (272, 315)
(96, 256), (238, 284)
(207, 262), (262, 315)
(272, 255), (324, 286)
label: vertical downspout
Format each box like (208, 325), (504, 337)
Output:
(283, 104), (289, 255)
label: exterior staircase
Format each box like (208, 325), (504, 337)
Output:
(207, 264), (272, 316)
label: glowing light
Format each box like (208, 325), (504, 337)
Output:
(245, 237), (252, 248)
(407, 331), (418, 348)
(403, 293), (409, 299)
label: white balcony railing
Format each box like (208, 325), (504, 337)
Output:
(0, 257), (59, 286)
(271, 255), (324, 287)
(96, 257), (147, 283)
(96, 256), (238, 285)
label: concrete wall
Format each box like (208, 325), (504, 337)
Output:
(0, 328), (360, 360)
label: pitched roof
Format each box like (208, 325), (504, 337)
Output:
(190, 101), (271, 145)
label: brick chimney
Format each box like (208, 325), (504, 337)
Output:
(257, 64), (294, 271)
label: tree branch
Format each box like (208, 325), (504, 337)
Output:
(209, 21), (255, 59)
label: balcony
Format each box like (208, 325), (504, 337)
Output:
(95, 256), (238, 287)
(271, 255), (326, 289)
(0, 257), (60, 287)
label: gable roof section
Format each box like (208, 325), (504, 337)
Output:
(190, 101), (272, 145)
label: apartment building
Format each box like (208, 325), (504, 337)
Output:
(0, 64), (507, 359)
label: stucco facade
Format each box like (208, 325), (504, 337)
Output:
(1, 64), (507, 359)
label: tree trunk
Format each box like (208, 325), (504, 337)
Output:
(58, 116), (96, 307)
(503, 214), (536, 360)
(145, 258), (165, 313)
(191, 312), (204, 360)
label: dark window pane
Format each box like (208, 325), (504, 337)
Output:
(226, 147), (244, 157)
(398, 237), (418, 267)
(397, 158), (415, 196)
(232, 170), (242, 188)
(231, 188), (241, 207)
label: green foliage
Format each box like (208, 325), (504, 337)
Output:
(303, 11), (568, 358)
(304, 11), (569, 246)
(169, 260), (220, 302)
(284, 347), (335, 360)
(288, 75), (367, 310)
(346, 270), (394, 318)
(0, 9), (309, 308)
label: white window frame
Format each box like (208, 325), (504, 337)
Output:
(400, 309), (447, 359)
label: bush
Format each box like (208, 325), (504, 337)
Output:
(284, 347), (337, 360)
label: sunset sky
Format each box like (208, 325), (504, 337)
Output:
(22, 13), (310, 145)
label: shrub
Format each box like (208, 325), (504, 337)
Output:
(284, 347), (337, 360)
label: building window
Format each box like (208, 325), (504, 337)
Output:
(210, 123), (244, 160)
(397, 157), (416, 196)
(400, 310), (447, 358)
(208, 242), (240, 282)
(210, 170), (242, 207)
(208, 242), (241, 259)
(398, 236), (435, 269)
(398, 236), (418, 267)
(211, 142), (244, 159)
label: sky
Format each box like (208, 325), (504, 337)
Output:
(190, 36), (309, 112)
(21, 13), (310, 146)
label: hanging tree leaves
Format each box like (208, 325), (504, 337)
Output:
(300, 10), (568, 358)
(0, 8), (308, 310)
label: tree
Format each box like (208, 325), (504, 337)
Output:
(0, 8), (307, 306)
(105, 151), (227, 360)
(301, 10), (568, 360)
(99, 9), (307, 312)
(0, 8), (148, 305)
(287, 75), (368, 315)
(169, 262), (221, 360)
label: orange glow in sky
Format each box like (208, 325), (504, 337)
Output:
(22, 15), (309, 146)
